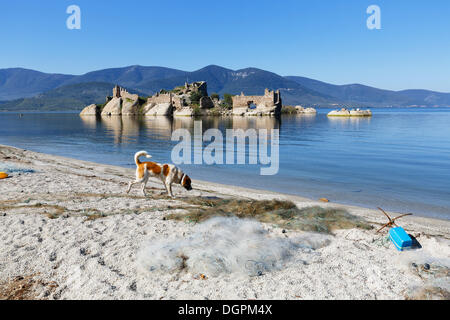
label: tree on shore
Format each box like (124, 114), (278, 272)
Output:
(222, 93), (234, 109)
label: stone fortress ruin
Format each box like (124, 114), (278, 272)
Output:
(80, 81), (284, 117)
(232, 89), (282, 116)
(145, 81), (215, 116)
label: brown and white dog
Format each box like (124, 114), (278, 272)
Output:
(126, 151), (192, 197)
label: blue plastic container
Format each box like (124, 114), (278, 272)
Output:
(389, 227), (412, 251)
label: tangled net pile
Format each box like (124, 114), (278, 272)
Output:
(0, 163), (35, 174)
(167, 198), (372, 234)
(138, 217), (331, 277)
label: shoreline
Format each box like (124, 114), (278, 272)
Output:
(0, 144), (449, 300)
(2, 143), (449, 227)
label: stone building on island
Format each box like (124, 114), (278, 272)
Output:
(232, 88), (282, 116)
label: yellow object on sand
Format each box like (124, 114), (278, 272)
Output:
(0, 172), (8, 179)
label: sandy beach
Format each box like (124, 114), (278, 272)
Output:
(0, 144), (449, 300)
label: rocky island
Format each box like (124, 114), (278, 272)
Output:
(80, 82), (287, 117)
(327, 108), (372, 117)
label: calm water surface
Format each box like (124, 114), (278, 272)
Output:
(1, 108), (449, 220)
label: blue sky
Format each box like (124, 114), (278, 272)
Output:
(1, 0), (449, 92)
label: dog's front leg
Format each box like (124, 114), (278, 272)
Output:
(168, 183), (174, 198)
(164, 181), (174, 198)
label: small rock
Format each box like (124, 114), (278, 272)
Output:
(423, 263), (430, 270)
(257, 271), (263, 276)
(282, 229), (287, 234)
(411, 263), (417, 268)
(80, 248), (88, 256)
(1, 213), (6, 217)
(19, 220), (25, 225)
(162, 217), (166, 221)
(129, 281), (137, 292)
(49, 252), (57, 262)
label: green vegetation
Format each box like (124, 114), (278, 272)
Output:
(171, 85), (185, 94)
(281, 105), (298, 114)
(138, 96), (147, 105)
(210, 93), (220, 100)
(166, 198), (373, 234)
(207, 108), (222, 116)
(189, 91), (203, 105)
(221, 93), (234, 109)
(96, 101), (108, 112)
(192, 106), (202, 116)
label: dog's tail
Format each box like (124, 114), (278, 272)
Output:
(134, 150), (152, 165)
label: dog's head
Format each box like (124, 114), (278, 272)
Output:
(181, 173), (192, 191)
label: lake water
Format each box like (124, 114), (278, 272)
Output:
(1, 108), (449, 220)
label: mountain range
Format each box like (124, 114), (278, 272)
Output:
(0, 65), (449, 111)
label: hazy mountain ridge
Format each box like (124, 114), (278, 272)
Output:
(0, 65), (449, 111)
(0, 82), (146, 111)
(286, 76), (450, 107)
(0, 68), (75, 101)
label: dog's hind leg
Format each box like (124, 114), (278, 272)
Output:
(141, 181), (147, 197)
(126, 181), (137, 194)
(126, 177), (145, 194)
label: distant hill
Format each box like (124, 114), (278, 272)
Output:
(63, 65), (187, 90)
(0, 68), (74, 100)
(0, 82), (146, 111)
(286, 76), (450, 107)
(0, 65), (449, 111)
(135, 65), (334, 105)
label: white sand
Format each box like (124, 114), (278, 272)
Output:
(0, 144), (449, 300)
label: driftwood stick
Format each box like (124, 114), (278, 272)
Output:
(377, 223), (391, 233)
(377, 207), (393, 222)
(392, 213), (413, 222)
(376, 208), (413, 233)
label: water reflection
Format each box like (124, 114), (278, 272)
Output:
(79, 115), (100, 129)
(142, 116), (174, 139)
(80, 116), (143, 144)
(232, 116), (281, 130)
(327, 116), (372, 129)
(81, 115), (282, 144)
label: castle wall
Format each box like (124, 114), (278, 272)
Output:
(147, 93), (172, 105)
(112, 85), (138, 101)
(120, 89), (138, 101)
(232, 89), (282, 115)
